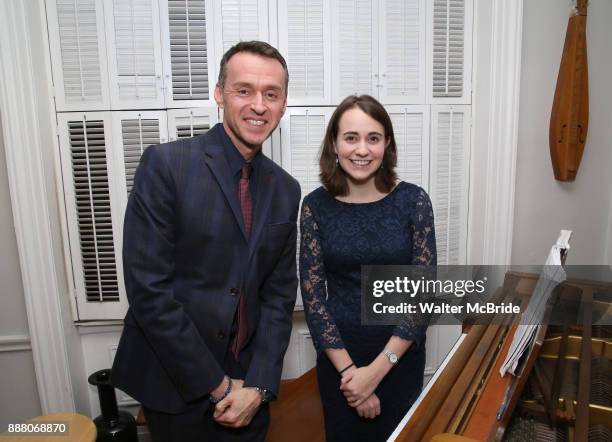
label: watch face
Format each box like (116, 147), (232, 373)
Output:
(263, 390), (272, 402)
(389, 353), (398, 364)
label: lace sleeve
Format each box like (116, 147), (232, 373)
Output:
(410, 188), (437, 266)
(299, 201), (345, 355)
(392, 187), (437, 347)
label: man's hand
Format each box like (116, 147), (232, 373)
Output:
(355, 393), (381, 419)
(340, 366), (383, 407)
(213, 387), (261, 428)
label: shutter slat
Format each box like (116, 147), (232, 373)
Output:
(289, 113), (326, 195)
(336, 0), (374, 98)
(285, 0), (326, 100)
(168, 0), (210, 100)
(68, 118), (120, 302)
(171, 111), (213, 139)
(431, 109), (467, 264)
(221, 0), (261, 51)
(121, 117), (161, 193)
(108, 0), (163, 105)
(390, 109), (425, 187)
(432, 0), (465, 98)
(383, 0), (422, 99)
(56, 0), (104, 104)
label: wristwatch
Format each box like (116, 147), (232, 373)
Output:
(254, 387), (273, 403)
(382, 348), (399, 365)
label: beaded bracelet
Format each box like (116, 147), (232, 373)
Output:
(209, 376), (232, 404)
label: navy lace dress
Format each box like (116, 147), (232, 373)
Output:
(299, 182), (436, 442)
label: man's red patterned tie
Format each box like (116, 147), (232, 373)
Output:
(232, 163), (252, 359)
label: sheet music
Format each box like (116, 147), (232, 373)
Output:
(499, 230), (572, 376)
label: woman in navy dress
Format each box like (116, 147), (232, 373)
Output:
(299, 95), (436, 441)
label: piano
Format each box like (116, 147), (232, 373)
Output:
(264, 269), (611, 442)
(390, 270), (612, 442)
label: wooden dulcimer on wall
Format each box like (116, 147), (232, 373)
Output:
(549, 0), (589, 182)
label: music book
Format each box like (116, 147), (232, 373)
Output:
(499, 230), (572, 376)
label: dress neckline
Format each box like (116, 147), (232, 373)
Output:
(331, 182), (404, 206)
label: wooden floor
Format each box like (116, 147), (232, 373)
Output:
(134, 368), (325, 441)
(266, 368), (325, 442)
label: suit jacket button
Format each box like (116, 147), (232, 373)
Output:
(230, 288), (239, 296)
(217, 331), (226, 339)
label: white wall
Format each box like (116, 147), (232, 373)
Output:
(0, 115), (42, 427)
(512, 0), (612, 265)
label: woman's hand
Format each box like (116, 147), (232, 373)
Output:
(355, 393), (381, 419)
(340, 365), (383, 407)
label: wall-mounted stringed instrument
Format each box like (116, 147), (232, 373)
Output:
(549, 0), (589, 181)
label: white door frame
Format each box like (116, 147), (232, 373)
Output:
(0, 0), (75, 413)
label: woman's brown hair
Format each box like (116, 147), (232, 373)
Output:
(319, 95), (398, 196)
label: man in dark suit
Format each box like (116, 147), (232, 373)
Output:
(111, 41), (300, 442)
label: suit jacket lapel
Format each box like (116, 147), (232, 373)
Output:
(248, 158), (275, 260)
(200, 129), (248, 241)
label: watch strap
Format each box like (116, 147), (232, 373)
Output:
(254, 387), (272, 403)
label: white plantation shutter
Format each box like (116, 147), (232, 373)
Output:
(105, 0), (165, 108)
(331, 0), (377, 102)
(216, 0), (269, 53)
(45, 1), (475, 321)
(111, 111), (168, 200)
(378, 0), (426, 104)
(278, 0), (331, 105)
(161, 0), (216, 107)
(386, 105), (429, 189)
(57, 113), (127, 319)
(121, 118), (161, 193)
(429, 105), (470, 264)
(280, 107), (333, 308)
(428, 0), (473, 103)
(167, 108), (219, 140)
(280, 108), (333, 196)
(47, 0), (110, 111)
